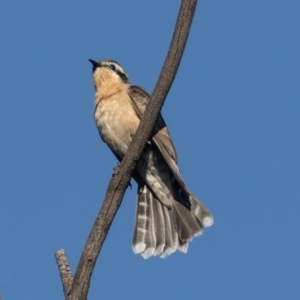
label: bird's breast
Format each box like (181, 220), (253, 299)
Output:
(94, 91), (140, 158)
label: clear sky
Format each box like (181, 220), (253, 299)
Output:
(0, 1), (299, 299)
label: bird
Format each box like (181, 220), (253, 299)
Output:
(89, 59), (213, 259)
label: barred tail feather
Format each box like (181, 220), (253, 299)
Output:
(167, 171), (214, 231)
(172, 200), (203, 243)
(160, 200), (178, 257)
(132, 184), (153, 256)
(188, 195), (214, 228)
(132, 182), (213, 259)
(151, 191), (165, 256)
(132, 184), (178, 259)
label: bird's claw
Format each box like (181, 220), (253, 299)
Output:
(113, 163), (132, 189)
(113, 162), (120, 175)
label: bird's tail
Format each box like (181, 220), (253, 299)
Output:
(132, 183), (213, 259)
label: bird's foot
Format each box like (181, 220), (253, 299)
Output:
(113, 162), (120, 175)
(113, 163), (132, 189)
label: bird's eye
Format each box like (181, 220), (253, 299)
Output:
(110, 64), (116, 71)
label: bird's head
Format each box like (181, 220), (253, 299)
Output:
(89, 59), (129, 95)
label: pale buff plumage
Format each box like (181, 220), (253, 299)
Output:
(90, 59), (213, 259)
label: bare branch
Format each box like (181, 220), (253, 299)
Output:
(55, 249), (73, 298)
(55, 1), (198, 299)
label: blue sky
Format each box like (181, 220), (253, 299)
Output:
(0, 1), (299, 299)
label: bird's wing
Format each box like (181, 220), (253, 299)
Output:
(128, 85), (192, 194)
(128, 85), (178, 161)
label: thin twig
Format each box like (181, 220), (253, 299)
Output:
(55, 1), (198, 299)
(55, 249), (73, 298)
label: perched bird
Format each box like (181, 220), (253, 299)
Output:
(89, 59), (213, 259)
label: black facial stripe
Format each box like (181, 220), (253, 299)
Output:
(99, 61), (129, 83)
(116, 70), (128, 83)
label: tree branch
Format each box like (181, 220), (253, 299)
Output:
(55, 1), (198, 299)
(55, 249), (73, 298)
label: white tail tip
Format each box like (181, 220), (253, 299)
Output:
(203, 216), (214, 227)
(132, 242), (146, 254)
(141, 247), (155, 259)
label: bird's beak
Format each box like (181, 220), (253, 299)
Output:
(88, 59), (100, 71)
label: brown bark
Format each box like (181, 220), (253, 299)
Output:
(55, 249), (73, 298)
